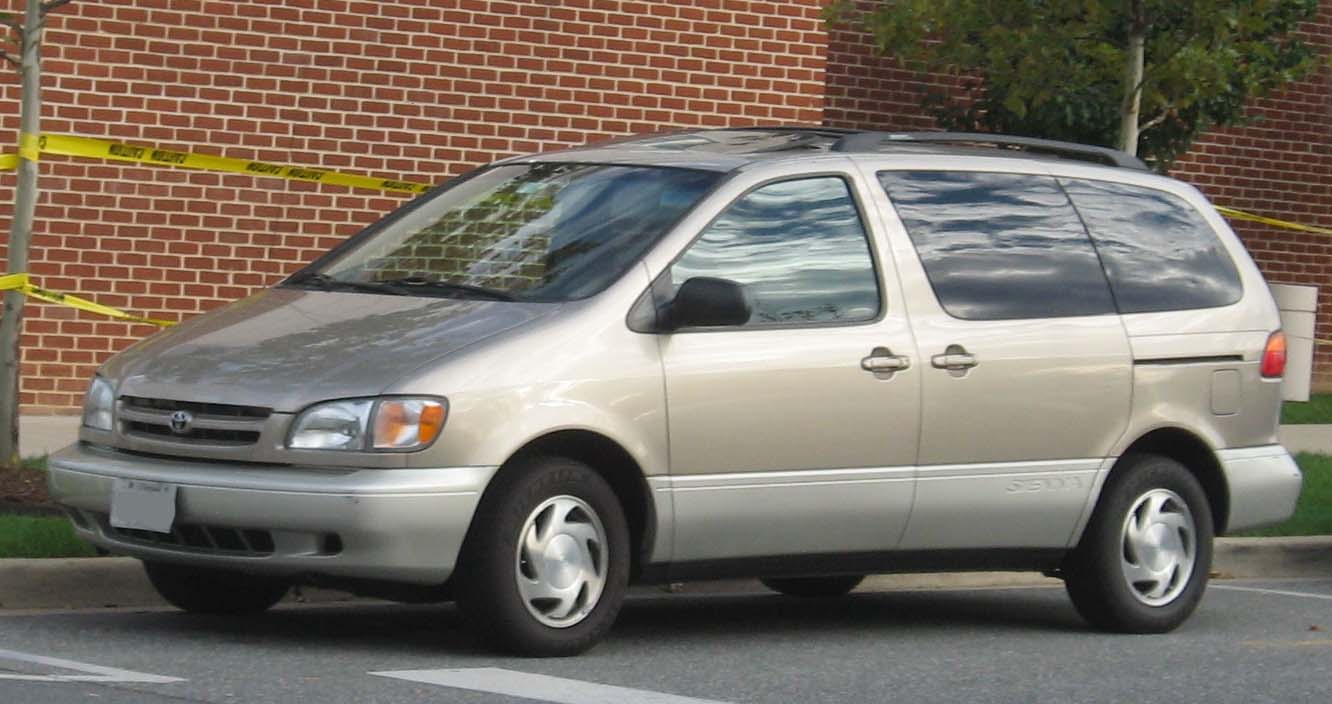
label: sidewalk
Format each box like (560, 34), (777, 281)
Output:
(17, 415), (78, 457)
(1278, 424), (1332, 454)
(15, 416), (1332, 458)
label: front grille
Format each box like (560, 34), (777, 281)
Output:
(121, 396), (270, 420)
(118, 396), (271, 448)
(96, 513), (276, 556)
(124, 421), (260, 445)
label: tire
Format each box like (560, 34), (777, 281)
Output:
(1063, 453), (1214, 633)
(760, 575), (864, 598)
(456, 456), (630, 657)
(143, 561), (289, 614)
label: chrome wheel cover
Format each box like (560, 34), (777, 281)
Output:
(515, 495), (608, 628)
(1119, 488), (1197, 607)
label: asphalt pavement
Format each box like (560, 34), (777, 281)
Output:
(1, 578), (1330, 703)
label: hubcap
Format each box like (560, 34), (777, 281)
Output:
(515, 495), (608, 628)
(1120, 488), (1197, 606)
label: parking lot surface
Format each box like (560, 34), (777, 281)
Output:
(2, 578), (1330, 703)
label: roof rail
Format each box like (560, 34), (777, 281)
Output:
(830, 131), (1149, 171)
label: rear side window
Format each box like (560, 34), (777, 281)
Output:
(1060, 179), (1242, 314)
(670, 176), (880, 327)
(878, 171), (1116, 320)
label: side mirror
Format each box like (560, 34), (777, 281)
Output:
(664, 277), (751, 330)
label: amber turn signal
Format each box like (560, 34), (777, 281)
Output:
(372, 399), (447, 450)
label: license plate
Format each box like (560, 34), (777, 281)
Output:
(109, 479), (178, 534)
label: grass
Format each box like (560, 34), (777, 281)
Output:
(1281, 393), (1332, 425)
(0, 514), (97, 558)
(1239, 452), (1332, 537)
(0, 454), (99, 558)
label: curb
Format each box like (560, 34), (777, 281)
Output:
(0, 537), (1327, 612)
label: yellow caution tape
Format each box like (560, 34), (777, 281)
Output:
(17, 132), (41, 162)
(1216, 206), (1332, 237)
(2, 134), (433, 194)
(0, 153), (15, 170)
(0, 273), (175, 327)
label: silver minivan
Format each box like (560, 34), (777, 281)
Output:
(49, 129), (1303, 656)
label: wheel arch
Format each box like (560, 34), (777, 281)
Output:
(489, 429), (658, 578)
(1111, 427), (1230, 534)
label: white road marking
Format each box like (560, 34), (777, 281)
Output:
(371, 667), (732, 704)
(1212, 584), (1332, 602)
(0, 648), (184, 683)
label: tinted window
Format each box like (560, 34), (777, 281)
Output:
(1061, 179), (1242, 313)
(878, 171), (1115, 320)
(670, 177), (880, 326)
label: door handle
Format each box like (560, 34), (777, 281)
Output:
(931, 344), (978, 371)
(931, 353), (977, 369)
(861, 347), (910, 373)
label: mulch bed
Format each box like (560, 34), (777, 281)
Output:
(0, 463), (52, 507)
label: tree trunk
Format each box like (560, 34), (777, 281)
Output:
(0, 0), (46, 466)
(1117, 0), (1147, 155)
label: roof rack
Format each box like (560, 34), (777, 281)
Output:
(830, 132), (1149, 171)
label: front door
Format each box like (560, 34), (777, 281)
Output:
(656, 174), (921, 562)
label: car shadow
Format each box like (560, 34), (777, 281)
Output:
(116, 584), (1089, 657)
(616, 587), (1088, 639)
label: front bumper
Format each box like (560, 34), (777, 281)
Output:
(47, 443), (498, 585)
(1218, 445), (1303, 533)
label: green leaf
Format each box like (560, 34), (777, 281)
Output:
(839, 0), (1321, 165)
(1002, 93), (1028, 118)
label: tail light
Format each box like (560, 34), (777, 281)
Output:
(1260, 331), (1287, 379)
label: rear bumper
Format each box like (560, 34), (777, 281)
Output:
(46, 443), (498, 585)
(1218, 445), (1303, 533)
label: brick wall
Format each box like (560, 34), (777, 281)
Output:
(1170, 2), (1332, 390)
(0, 0), (827, 413)
(824, 1), (1332, 390)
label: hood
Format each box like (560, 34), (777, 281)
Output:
(104, 288), (557, 412)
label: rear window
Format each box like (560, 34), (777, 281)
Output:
(1060, 179), (1243, 314)
(878, 170), (1116, 320)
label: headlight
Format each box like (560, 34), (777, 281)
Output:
(287, 397), (446, 452)
(82, 376), (115, 431)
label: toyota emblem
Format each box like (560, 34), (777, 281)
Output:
(169, 410), (194, 435)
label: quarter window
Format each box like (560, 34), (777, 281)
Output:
(878, 171), (1116, 320)
(670, 177), (880, 327)
(1061, 179), (1242, 313)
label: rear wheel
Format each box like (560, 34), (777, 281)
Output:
(456, 456), (630, 657)
(143, 562), (289, 614)
(1063, 454), (1213, 633)
(760, 575), (864, 598)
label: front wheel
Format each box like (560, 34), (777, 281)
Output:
(143, 562), (289, 614)
(456, 456), (630, 657)
(1063, 454), (1213, 633)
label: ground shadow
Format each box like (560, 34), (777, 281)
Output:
(106, 585), (1088, 657)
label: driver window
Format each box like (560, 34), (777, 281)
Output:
(669, 176), (881, 327)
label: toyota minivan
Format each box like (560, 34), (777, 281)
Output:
(49, 128), (1303, 656)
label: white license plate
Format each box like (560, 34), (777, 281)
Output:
(109, 479), (178, 534)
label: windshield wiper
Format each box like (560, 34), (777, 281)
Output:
(375, 276), (516, 301)
(283, 272), (409, 296)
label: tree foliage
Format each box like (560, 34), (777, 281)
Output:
(834, 0), (1324, 167)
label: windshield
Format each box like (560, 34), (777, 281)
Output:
(289, 162), (722, 302)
